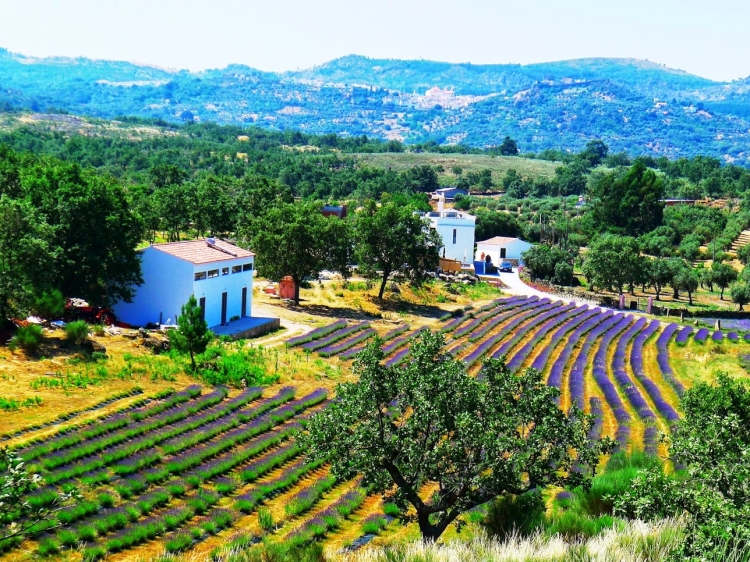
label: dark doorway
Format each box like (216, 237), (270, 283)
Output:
(241, 287), (248, 317)
(221, 292), (227, 325)
(500, 248), (507, 259)
(199, 297), (206, 323)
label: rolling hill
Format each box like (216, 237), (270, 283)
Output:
(2, 48), (750, 163)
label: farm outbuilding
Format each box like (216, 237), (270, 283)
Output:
(113, 239), (255, 329)
(475, 236), (532, 266)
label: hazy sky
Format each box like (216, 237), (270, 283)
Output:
(1, 0), (748, 82)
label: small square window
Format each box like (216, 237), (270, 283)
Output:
(242, 263), (254, 272)
(207, 269), (219, 279)
(222, 267), (229, 276)
(194, 271), (207, 281)
(232, 265), (242, 274)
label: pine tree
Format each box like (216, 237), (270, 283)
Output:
(169, 295), (211, 370)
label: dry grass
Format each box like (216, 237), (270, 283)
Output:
(351, 153), (560, 185)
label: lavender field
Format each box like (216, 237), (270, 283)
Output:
(295, 297), (729, 457)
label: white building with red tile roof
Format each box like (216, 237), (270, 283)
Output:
(113, 239), (255, 328)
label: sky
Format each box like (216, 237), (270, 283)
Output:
(0, 0), (748, 82)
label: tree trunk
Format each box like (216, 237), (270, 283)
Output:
(673, 287), (679, 299)
(378, 270), (391, 300)
(655, 286), (661, 301)
(293, 277), (301, 305)
(688, 291), (693, 305)
(720, 287), (724, 300)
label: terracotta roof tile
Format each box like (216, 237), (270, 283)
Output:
(151, 239), (255, 265)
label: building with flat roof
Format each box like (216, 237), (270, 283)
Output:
(416, 209), (476, 264)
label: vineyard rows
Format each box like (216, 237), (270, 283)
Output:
(290, 296), (725, 455)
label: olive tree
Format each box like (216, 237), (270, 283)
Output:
(301, 331), (610, 542)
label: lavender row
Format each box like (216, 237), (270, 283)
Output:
(656, 324), (685, 396)
(462, 297), (542, 341)
(160, 387), (293, 455)
(531, 307), (602, 375)
(21, 385), (202, 462)
(630, 321), (680, 422)
(235, 456), (327, 513)
(694, 327), (710, 343)
(507, 304), (588, 371)
(675, 326), (693, 345)
(466, 300), (554, 369)
(301, 323), (369, 352)
(644, 426), (659, 456)
(339, 324), (409, 360)
(712, 331), (723, 342)
(611, 317), (658, 422)
(590, 315), (634, 451)
(286, 320), (347, 347)
(385, 347), (411, 367)
(381, 327), (427, 355)
(453, 297), (535, 339)
(566, 313), (620, 409)
(728, 331), (739, 342)
(543, 309), (612, 392)
(285, 485), (367, 543)
(588, 397), (604, 441)
(318, 329), (376, 358)
(491, 302), (570, 360)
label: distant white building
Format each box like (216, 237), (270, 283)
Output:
(113, 239), (255, 329)
(416, 205), (476, 264)
(475, 236), (532, 265)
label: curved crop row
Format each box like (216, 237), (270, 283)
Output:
(507, 304), (588, 371)
(286, 320), (347, 347)
(630, 321), (680, 422)
(453, 297), (535, 339)
(301, 323), (369, 352)
(464, 297), (545, 342)
(339, 324), (409, 360)
(531, 307), (602, 375)
(318, 329), (376, 358)
(611, 317), (657, 422)
(567, 313), (622, 409)
(491, 302), (570, 360)
(656, 324), (684, 396)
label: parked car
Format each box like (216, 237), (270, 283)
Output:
(499, 261), (513, 272)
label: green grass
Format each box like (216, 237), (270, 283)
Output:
(352, 152), (560, 185)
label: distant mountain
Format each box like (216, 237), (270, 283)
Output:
(1, 47), (750, 163)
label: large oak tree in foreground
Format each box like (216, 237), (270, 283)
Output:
(301, 331), (611, 542)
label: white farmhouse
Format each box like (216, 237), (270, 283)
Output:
(417, 209), (476, 264)
(113, 239), (255, 329)
(475, 236), (532, 265)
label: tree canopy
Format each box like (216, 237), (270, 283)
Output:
(354, 199), (441, 299)
(302, 331), (609, 542)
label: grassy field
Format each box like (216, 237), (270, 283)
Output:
(351, 152), (561, 185)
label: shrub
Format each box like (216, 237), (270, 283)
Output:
(257, 507), (274, 531)
(482, 491), (545, 540)
(91, 324), (105, 337)
(65, 320), (89, 345)
(33, 289), (65, 320)
(8, 324), (44, 352)
(196, 344), (277, 387)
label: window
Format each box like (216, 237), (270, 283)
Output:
(452, 229), (457, 244)
(207, 269), (219, 279)
(222, 267), (229, 276)
(231, 265), (242, 274)
(242, 263), (254, 272)
(194, 271), (207, 281)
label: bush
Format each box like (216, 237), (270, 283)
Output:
(8, 324), (44, 352)
(65, 320), (89, 345)
(195, 344), (278, 387)
(33, 289), (65, 320)
(482, 491), (545, 540)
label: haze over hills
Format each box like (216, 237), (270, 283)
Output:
(2, 47), (750, 163)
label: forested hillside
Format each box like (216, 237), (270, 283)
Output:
(2, 48), (750, 162)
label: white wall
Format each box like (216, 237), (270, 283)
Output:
(430, 218), (475, 263)
(475, 239), (532, 264)
(113, 247), (194, 327)
(112, 248), (255, 328)
(192, 257), (254, 328)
